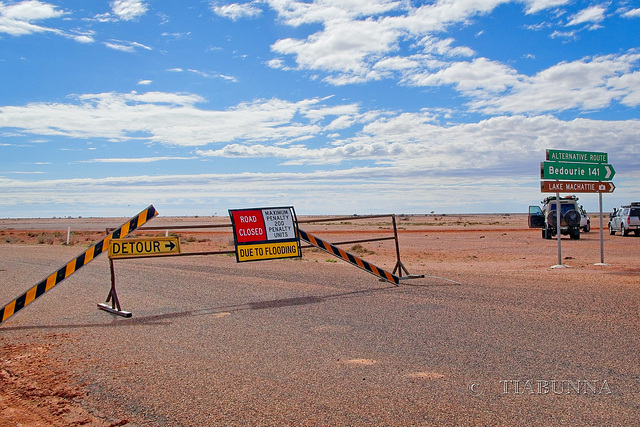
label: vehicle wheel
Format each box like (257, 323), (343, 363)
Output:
(609, 224), (616, 235)
(542, 228), (547, 239)
(635, 230), (640, 236)
(570, 229), (580, 240)
(622, 225), (630, 236)
(584, 222), (590, 232)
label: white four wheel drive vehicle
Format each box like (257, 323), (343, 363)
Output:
(608, 203), (640, 236)
(528, 195), (584, 240)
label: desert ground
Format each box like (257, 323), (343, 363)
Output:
(0, 213), (638, 426)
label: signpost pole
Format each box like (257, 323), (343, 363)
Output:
(556, 192), (563, 267)
(597, 192), (607, 265)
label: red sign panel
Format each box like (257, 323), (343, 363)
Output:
(229, 209), (267, 243)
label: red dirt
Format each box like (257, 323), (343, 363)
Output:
(0, 333), (125, 426)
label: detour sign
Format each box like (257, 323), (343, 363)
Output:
(109, 237), (181, 259)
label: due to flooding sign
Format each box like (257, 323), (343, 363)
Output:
(229, 206), (301, 262)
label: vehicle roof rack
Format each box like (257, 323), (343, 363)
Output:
(542, 195), (578, 204)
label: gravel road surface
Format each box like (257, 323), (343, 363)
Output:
(1, 215), (638, 425)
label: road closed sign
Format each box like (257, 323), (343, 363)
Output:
(229, 206), (301, 262)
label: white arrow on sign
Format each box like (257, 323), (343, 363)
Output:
(598, 182), (616, 193)
(605, 165), (613, 179)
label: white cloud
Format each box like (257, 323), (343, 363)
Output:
(211, 2), (262, 21)
(385, 0), (512, 35)
(550, 29), (576, 40)
(111, 0), (148, 21)
(0, 17), (53, 35)
(374, 56), (419, 71)
(267, 0), (404, 26)
(621, 8), (640, 18)
(266, 0), (525, 86)
(0, 1), (94, 42)
(0, 0), (64, 21)
(609, 71), (640, 107)
(419, 37), (475, 57)
(470, 53), (640, 114)
(187, 69), (239, 82)
(166, 67), (238, 82)
(198, 113), (640, 173)
(0, 0), (65, 36)
(300, 103), (360, 121)
(524, 0), (571, 15)
(0, 92), (330, 146)
(268, 1), (416, 83)
(272, 18), (400, 82)
(104, 40), (152, 52)
(408, 57), (522, 96)
(137, 79), (152, 85)
(104, 42), (135, 52)
(71, 34), (94, 43)
(566, 5), (606, 27)
(161, 31), (191, 40)
(267, 58), (285, 69)
(3, 90), (640, 170)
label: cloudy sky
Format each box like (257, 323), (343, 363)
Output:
(1, 0), (639, 217)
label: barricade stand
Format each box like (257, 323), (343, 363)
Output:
(97, 258), (131, 317)
(390, 215), (425, 280)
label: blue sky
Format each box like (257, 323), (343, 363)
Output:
(1, 0), (639, 218)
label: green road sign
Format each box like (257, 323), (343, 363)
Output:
(541, 161), (615, 181)
(546, 149), (607, 164)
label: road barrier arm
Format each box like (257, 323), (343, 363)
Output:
(297, 228), (399, 285)
(0, 205), (158, 325)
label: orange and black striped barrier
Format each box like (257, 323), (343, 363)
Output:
(297, 228), (399, 285)
(0, 205), (158, 325)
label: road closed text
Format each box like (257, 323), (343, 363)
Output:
(230, 209), (267, 243)
(237, 227), (264, 238)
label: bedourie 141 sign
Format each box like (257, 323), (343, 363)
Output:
(540, 161), (615, 181)
(229, 206), (301, 262)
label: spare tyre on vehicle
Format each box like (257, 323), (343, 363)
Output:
(564, 209), (580, 227)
